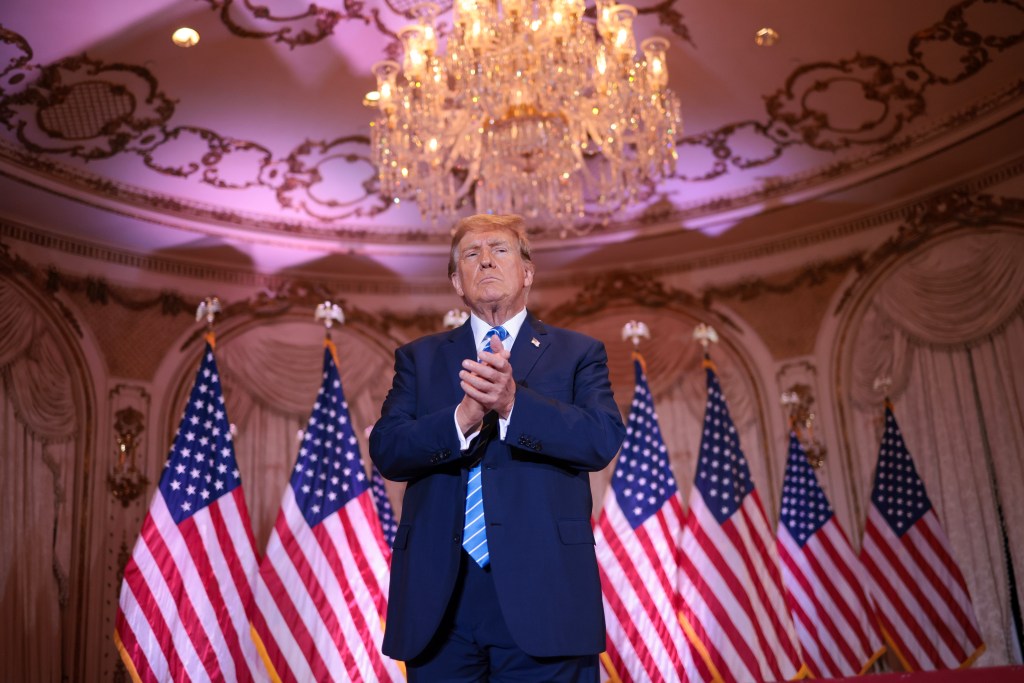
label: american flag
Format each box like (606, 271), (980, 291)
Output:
(678, 361), (804, 682)
(777, 431), (884, 677)
(369, 464), (398, 547)
(251, 341), (402, 683)
(595, 354), (703, 682)
(115, 338), (267, 682)
(859, 404), (984, 670)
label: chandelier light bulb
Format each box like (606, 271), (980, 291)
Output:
(367, 0), (682, 233)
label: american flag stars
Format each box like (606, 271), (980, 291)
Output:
(290, 349), (369, 527)
(612, 364), (678, 528)
(870, 409), (932, 534)
(159, 349), (242, 524)
(695, 374), (753, 523)
(779, 433), (835, 546)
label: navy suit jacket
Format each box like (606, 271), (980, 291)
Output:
(369, 313), (625, 661)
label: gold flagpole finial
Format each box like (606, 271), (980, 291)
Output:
(621, 320), (650, 347)
(443, 308), (469, 329)
(873, 375), (892, 398)
(693, 322), (719, 352)
(315, 301), (345, 338)
(196, 297), (222, 339)
(873, 375), (894, 410)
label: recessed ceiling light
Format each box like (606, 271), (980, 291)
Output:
(172, 27), (200, 48)
(755, 27), (779, 47)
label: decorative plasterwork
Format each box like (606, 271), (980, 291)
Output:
(0, 241), (85, 337)
(202, 0), (695, 50)
(4, 186), (1023, 333)
(0, 1), (1021, 242)
(834, 190), (1024, 313)
(176, 280), (444, 351)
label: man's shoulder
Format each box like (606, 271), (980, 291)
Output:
(399, 327), (464, 352)
(529, 318), (603, 348)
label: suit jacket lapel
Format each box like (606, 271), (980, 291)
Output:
(441, 319), (476, 402)
(511, 313), (549, 384)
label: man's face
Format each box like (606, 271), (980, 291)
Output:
(450, 228), (534, 312)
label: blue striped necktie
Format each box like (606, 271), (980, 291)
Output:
(463, 325), (509, 567)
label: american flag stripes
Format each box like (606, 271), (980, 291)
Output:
(115, 337), (267, 682)
(777, 432), (884, 677)
(370, 464), (398, 548)
(678, 361), (804, 682)
(251, 341), (402, 683)
(860, 404), (985, 671)
(595, 354), (703, 682)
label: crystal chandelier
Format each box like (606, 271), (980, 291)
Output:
(367, 0), (682, 234)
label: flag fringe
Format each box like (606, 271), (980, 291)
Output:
(859, 645), (888, 676)
(960, 643), (986, 670)
(249, 622), (283, 683)
(325, 337), (342, 370)
(112, 628), (144, 683)
(791, 662), (811, 680)
(678, 610), (725, 683)
(599, 652), (624, 683)
(631, 350), (647, 375)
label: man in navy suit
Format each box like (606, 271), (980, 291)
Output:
(370, 214), (626, 681)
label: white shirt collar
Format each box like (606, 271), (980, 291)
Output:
(469, 308), (527, 350)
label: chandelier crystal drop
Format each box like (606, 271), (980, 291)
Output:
(368, 0), (682, 234)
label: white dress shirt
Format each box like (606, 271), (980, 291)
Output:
(454, 308), (528, 450)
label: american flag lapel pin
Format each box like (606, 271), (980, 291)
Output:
(531, 337), (540, 347)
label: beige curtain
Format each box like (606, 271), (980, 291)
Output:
(0, 279), (78, 683)
(215, 321), (394, 550)
(846, 230), (1024, 666)
(566, 310), (772, 517)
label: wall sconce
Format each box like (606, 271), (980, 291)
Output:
(107, 406), (150, 507)
(781, 384), (827, 468)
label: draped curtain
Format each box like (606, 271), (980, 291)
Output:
(211, 312), (773, 538)
(214, 321), (395, 550)
(565, 311), (772, 516)
(0, 279), (78, 683)
(844, 230), (1024, 666)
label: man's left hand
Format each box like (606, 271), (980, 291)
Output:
(459, 333), (516, 419)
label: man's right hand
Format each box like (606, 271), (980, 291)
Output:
(456, 395), (486, 436)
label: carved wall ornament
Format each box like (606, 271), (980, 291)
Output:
(546, 270), (702, 322)
(178, 279), (447, 351)
(107, 406), (149, 507)
(201, 0), (376, 49)
(200, 0), (695, 50)
(1, 52), (174, 160)
(836, 190), (1024, 314)
(781, 384), (827, 469)
(0, 239), (84, 337)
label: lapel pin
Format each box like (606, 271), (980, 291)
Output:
(531, 337), (540, 347)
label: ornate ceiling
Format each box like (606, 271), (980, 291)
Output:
(0, 0), (1022, 277)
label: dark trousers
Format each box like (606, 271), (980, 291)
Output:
(406, 552), (600, 682)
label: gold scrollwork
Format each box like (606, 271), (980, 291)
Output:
(782, 383), (827, 468)
(107, 406), (149, 507)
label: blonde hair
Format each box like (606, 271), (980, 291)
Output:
(448, 214), (532, 277)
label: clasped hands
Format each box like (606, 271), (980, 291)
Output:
(456, 334), (515, 435)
